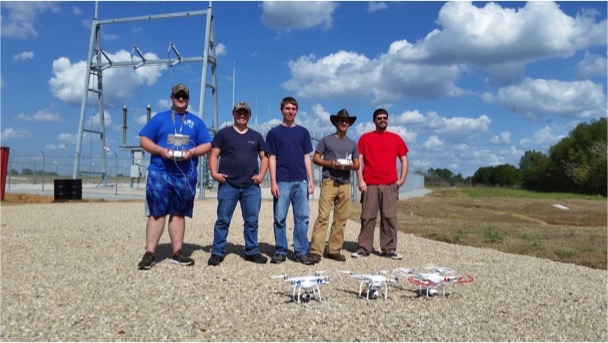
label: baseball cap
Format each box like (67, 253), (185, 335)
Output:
(233, 102), (251, 114)
(171, 84), (189, 96)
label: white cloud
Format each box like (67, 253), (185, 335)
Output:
(367, 2), (388, 13)
(48, 50), (167, 106)
(58, 133), (78, 145)
(1, 2), (60, 39)
(15, 109), (62, 122)
(261, 1), (338, 31)
(45, 143), (69, 150)
(494, 78), (607, 120)
(519, 126), (565, 149)
(283, 1), (606, 103)
(1, 128), (30, 140)
(414, 1), (606, 65)
(215, 43), (227, 57)
(72, 6), (82, 15)
(576, 52), (607, 79)
(283, 51), (375, 100)
(490, 131), (511, 144)
(13, 51), (34, 61)
(424, 135), (443, 149)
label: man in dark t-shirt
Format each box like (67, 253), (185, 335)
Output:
(207, 102), (269, 266)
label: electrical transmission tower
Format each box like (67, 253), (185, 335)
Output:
(72, 1), (218, 198)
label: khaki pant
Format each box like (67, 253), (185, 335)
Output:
(310, 178), (352, 256)
(357, 183), (399, 255)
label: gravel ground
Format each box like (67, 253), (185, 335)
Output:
(1, 199), (607, 342)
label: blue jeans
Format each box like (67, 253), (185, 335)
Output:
(273, 181), (310, 257)
(211, 182), (262, 257)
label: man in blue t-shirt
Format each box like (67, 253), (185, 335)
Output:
(264, 96), (315, 265)
(207, 102), (269, 266)
(137, 83), (212, 270)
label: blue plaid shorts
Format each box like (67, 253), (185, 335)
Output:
(145, 170), (197, 217)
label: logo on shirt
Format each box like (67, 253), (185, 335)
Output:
(184, 119), (195, 129)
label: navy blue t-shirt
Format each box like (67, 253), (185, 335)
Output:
(264, 125), (313, 182)
(212, 126), (264, 188)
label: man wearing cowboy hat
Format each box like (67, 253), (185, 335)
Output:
(309, 109), (360, 263)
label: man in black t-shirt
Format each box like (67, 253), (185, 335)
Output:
(207, 102), (269, 266)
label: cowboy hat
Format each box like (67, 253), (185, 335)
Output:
(330, 109), (357, 126)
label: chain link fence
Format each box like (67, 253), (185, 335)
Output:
(4, 152), (425, 201)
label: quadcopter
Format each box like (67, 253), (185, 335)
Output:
(342, 270), (398, 300)
(393, 267), (474, 297)
(271, 271), (330, 303)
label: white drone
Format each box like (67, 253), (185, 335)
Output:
(393, 267), (474, 297)
(342, 270), (398, 300)
(271, 271), (330, 303)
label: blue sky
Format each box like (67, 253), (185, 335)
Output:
(1, 1), (606, 178)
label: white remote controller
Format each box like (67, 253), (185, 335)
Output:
(169, 150), (185, 160)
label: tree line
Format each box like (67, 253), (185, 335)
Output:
(423, 117), (607, 196)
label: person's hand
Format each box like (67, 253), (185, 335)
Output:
(271, 183), (279, 198)
(358, 180), (367, 192)
(252, 173), (264, 184)
(308, 180), (315, 195)
(212, 172), (227, 183)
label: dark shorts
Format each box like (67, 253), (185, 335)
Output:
(145, 170), (197, 217)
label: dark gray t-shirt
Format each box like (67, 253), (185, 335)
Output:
(315, 134), (359, 184)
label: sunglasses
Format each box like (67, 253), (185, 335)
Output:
(173, 93), (189, 100)
(375, 116), (388, 121)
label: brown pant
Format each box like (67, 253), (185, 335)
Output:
(357, 183), (399, 255)
(310, 178), (352, 256)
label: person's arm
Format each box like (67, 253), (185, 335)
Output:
(357, 153), (366, 192)
(189, 142), (211, 158)
(350, 157), (360, 172)
(313, 152), (342, 170)
(208, 147), (227, 183)
(140, 136), (172, 159)
(269, 154), (279, 198)
(305, 153), (314, 195)
(252, 151), (268, 184)
(397, 155), (408, 187)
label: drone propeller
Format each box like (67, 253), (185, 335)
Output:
(392, 268), (413, 276)
(271, 274), (288, 280)
(425, 266), (456, 274)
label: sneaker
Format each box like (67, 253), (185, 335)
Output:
(170, 249), (195, 266)
(310, 254), (322, 264)
(270, 253), (286, 264)
(295, 253), (315, 265)
(207, 254), (224, 266)
(138, 251), (156, 270)
(351, 251), (368, 258)
(244, 253), (268, 264)
(385, 251), (403, 260)
(326, 253), (346, 262)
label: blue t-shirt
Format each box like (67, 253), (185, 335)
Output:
(264, 125), (313, 182)
(213, 126), (264, 188)
(139, 110), (212, 175)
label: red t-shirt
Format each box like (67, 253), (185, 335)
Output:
(357, 131), (408, 185)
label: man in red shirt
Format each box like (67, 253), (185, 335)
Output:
(352, 108), (408, 260)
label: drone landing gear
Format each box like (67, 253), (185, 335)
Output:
(292, 286), (321, 303)
(358, 282), (389, 300)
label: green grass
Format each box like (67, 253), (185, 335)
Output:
(349, 186), (607, 269)
(457, 186), (606, 201)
